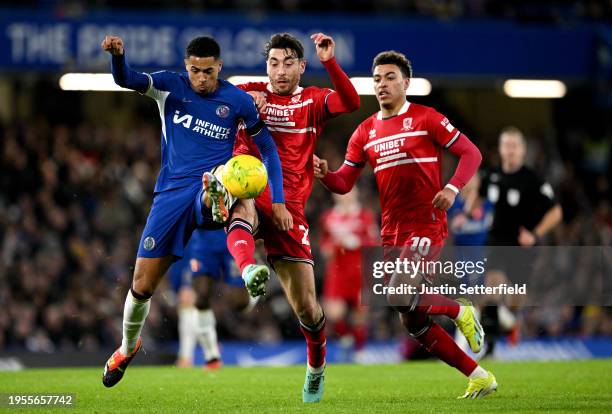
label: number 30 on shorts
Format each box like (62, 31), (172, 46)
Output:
(410, 236), (431, 256)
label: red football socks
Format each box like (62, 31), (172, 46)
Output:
(300, 317), (327, 369)
(415, 293), (460, 319)
(226, 219), (256, 272)
(416, 321), (477, 376)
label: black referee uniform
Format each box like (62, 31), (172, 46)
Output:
(479, 165), (558, 354)
(481, 165), (557, 247)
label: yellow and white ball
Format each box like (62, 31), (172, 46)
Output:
(218, 154), (268, 199)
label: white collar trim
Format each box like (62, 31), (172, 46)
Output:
(377, 101), (411, 120)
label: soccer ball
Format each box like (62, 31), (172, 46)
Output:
(218, 154), (268, 199)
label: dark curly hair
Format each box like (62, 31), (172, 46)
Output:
(263, 33), (304, 60)
(372, 50), (412, 79)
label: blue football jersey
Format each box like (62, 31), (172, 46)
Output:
(143, 72), (261, 193)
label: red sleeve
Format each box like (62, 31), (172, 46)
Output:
(312, 87), (333, 125)
(344, 123), (368, 167)
(446, 134), (482, 192)
(233, 129), (260, 157)
(320, 162), (363, 194)
(321, 57), (360, 116)
(237, 82), (268, 92)
(426, 108), (462, 149)
(321, 122), (367, 193)
(320, 123), (366, 192)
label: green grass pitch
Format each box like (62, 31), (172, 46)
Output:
(1, 360), (611, 413)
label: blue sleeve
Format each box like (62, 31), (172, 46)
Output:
(111, 54), (149, 93)
(237, 92), (285, 203)
(239, 93), (262, 131)
(252, 125), (285, 204)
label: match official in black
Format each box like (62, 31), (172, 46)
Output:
(480, 126), (563, 354)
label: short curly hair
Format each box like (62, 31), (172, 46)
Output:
(264, 33), (304, 60)
(372, 50), (412, 79)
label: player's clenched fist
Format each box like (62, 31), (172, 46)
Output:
(101, 35), (124, 56)
(310, 33), (335, 62)
(313, 154), (328, 178)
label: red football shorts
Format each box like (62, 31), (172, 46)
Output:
(254, 187), (313, 266)
(382, 223), (447, 282)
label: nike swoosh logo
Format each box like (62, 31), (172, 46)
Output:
(236, 348), (304, 367)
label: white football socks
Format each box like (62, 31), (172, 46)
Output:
(469, 365), (488, 380)
(120, 289), (151, 355)
(178, 306), (198, 362)
(196, 309), (221, 362)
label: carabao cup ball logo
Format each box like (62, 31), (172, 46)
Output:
(220, 155), (268, 199)
(216, 105), (230, 118)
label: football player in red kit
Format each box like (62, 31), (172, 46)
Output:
(314, 51), (498, 399)
(320, 189), (378, 360)
(229, 32), (360, 402)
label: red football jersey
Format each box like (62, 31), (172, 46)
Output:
(345, 101), (461, 238)
(234, 82), (333, 206)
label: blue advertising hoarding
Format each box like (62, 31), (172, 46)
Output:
(0, 9), (601, 79)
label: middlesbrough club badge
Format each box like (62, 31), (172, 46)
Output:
(402, 117), (413, 131)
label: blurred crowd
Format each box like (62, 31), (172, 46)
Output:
(0, 120), (161, 351)
(3, 0), (611, 23)
(0, 91), (611, 352)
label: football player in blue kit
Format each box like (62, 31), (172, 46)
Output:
(100, 34), (290, 387)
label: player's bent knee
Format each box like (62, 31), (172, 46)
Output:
(399, 312), (430, 337)
(132, 257), (173, 297)
(231, 199), (258, 229)
(132, 270), (157, 297)
(386, 291), (419, 313)
(131, 280), (155, 298)
(385, 271), (422, 311)
(296, 300), (321, 326)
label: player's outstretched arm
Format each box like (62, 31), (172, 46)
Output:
(433, 134), (483, 210)
(311, 33), (360, 115)
(249, 123), (284, 204)
(250, 123), (293, 231)
(102, 35), (149, 93)
(314, 155), (362, 195)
